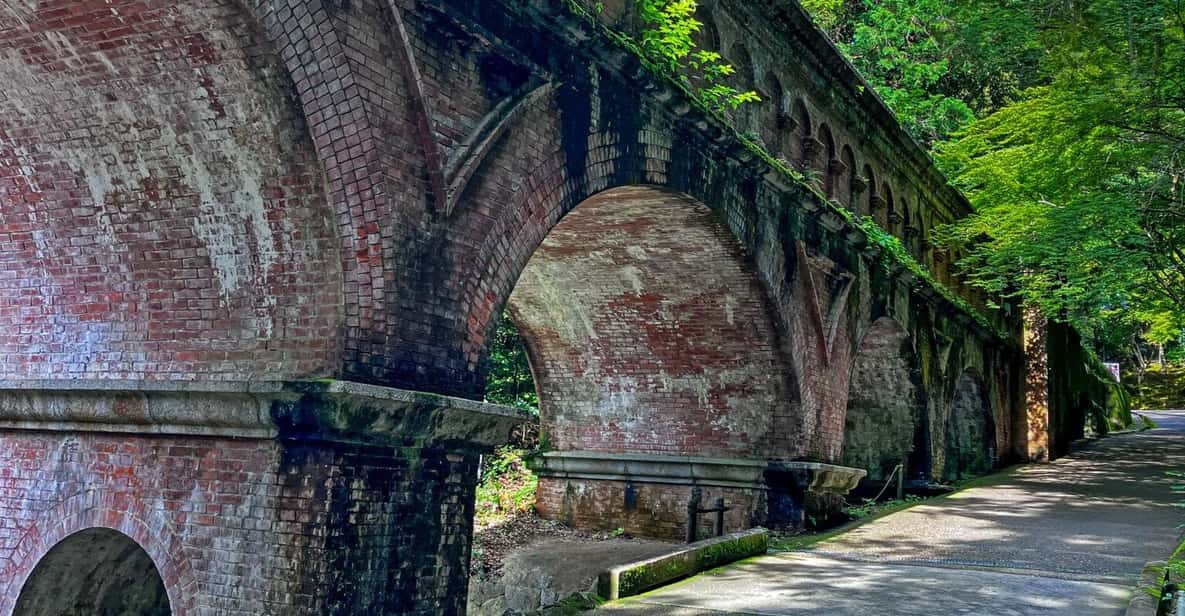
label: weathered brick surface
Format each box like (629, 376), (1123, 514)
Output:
(0, 0), (1046, 611)
(842, 318), (925, 482)
(509, 187), (791, 459)
(0, 430), (480, 616)
(0, 0), (341, 381)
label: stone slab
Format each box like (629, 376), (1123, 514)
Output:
(0, 379), (530, 448)
(598, 528), (768, 600)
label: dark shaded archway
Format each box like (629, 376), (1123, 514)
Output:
(945, 370), (998, 481)
(14, 528), (171, 616)
(842, 318), (930, 483)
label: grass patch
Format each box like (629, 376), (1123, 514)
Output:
(475, 447), (537, 528)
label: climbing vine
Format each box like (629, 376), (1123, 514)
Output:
(634, 0), (760, 111)
(559, 0), (1009, 343)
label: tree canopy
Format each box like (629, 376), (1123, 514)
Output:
(806, 0), (1185, 363)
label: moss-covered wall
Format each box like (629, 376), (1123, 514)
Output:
(1043, 321), (1133, 459)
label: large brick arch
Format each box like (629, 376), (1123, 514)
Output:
(429, 80), (839, 457)
(507, 185), (794, 459)
(0, 0), (342, 381)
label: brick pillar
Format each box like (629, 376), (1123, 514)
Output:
(0, 380), (524, 616)
(1024, 307), (1051, 461)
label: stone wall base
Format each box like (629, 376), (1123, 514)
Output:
(529, 452), (865, 540)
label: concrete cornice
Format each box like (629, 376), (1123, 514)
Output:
(0, 379), (530, 450)
(529, 450), (866, 493)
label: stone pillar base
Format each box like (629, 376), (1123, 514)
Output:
(528, 451), (865, 540)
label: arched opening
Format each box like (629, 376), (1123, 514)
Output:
(842, 318), (931, 484)
(900, 200), (913, 245)
(878, 183), (894, 231)
(692, 7), (720, 51)
(497, 185), (794, 537)
(791, 99), (812, 167)
(507, 186), (789, 457)
(838, 145), (857, 210)
(14, 528), (171, 616)
(944, 370), (998, 481)
(817, 124), (837, 197)
(759, 72), (785, 153)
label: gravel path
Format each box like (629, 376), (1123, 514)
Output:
(598, 411), (1185, 615)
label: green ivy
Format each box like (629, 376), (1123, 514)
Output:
(557, 0), (1009, 344)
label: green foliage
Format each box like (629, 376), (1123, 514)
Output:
(1127, 365), (1185, 409)
(485, 311), (539, 412)
(936, 0), (1185, 352)
(805, 0), (1045, 144)
(634, 0), (759, 111)
(474, 447), (538, 527)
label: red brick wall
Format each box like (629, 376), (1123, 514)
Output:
(509, 187), (791, 459)
(0, 430), (480, 616)
(0, 0), (341, 381)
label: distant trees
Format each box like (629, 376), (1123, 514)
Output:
(484, 312), (539, 412)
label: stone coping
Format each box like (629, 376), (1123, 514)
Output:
(597, 528), (769, 600)
(1126, 561), (1169, 616)
(528, 451), (865, 492)
(0, 379), (529, 449)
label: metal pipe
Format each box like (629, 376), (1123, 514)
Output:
(713, 497), (726, 537)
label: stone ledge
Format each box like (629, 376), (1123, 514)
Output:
(529, 451), (865, 493)
(597, 528), (769, 600)
(1126, 561), (1169, 616)
(0, 379), (529, 449)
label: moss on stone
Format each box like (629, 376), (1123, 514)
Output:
(557, 0), (1013, 346)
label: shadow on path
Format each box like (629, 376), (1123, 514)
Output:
(598, 411), (1185, 615)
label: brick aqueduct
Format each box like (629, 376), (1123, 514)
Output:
(0, 0), (1095, 613)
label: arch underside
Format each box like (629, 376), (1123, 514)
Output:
(507, 186), (793, 459)
(14, 528), (171, 616)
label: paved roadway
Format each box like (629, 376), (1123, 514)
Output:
(600, 411), (1185, 615)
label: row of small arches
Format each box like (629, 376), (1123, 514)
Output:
(690, 6), (961, 284)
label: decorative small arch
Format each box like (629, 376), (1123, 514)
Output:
(693, 7), (721, 51)
(727, 43), (757, 130)
(838, 145), (857, 210)
(13, 528), (172, 616)
(879, 183), (894, 230)
(727, 43), (755, 91)
(759, 71), (786, 153)
(791, 99), (812, 167)
(945, 369), (997, 481)
(817, 124), (837, 197)
(900, 199), (912, 243)
(860, 164), (877, 217)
